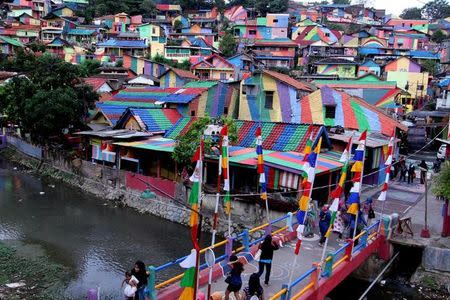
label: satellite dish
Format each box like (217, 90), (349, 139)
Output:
(205, 249), (216, 267)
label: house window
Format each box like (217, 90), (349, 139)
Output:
(242, 87), (247, 95)
(273, 19), (278, 23)
(417, 84), (424, 90)
(265, 91), (274, 109)
(325, 33), (330, 37)
(223, 106), (229, 114)
(325, 106), (336, 118)
(249, 30), (257, 35)
(220, 73), (226, 80)
(191, 110), (196, 116)
(152, 27), (156, 34)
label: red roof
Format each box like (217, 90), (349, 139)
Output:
(263, 70), (315, 92)
(84, 77), (110, 92)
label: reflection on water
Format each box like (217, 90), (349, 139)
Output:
(0, 159), (196, 299)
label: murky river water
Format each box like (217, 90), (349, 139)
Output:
(0, 158), (196, 299)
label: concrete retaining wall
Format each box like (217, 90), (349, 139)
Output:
(422, 246), (450, 272)
(7, 135), (42, 159)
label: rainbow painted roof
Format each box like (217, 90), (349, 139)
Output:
(117, 108), (182, 133)
(298, 86), (407, 135)
(165, 118), (331, 151)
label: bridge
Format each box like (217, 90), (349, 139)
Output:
(146, 212), (393, 300)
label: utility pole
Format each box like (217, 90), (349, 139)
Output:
(420, 168), (430, 238)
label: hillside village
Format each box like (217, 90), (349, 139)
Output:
(0, 0), (449, 207)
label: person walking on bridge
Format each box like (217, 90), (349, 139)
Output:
(257, 235), (279, 285)
(318, 205), (331, 246)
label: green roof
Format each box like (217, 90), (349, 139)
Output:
(183, 81), (217, 88)
(0, 36), (24, 47)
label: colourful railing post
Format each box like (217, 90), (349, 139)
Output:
(242, 229), (250, 253)
(360, 230), (368, 248)
(265, 223), (272, 236)
(323, 254), (334, 278)
(226, 236), (233, 258)
(345, 239), (353, 261)
(281, 284), (289, 300)
(147, 266), (156, 300)
(286, 212), (294, 232)
(310, 262), (320, 288)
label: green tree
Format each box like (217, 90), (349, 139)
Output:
(219, 32), (237, 57)
(79, 59), (102, 77)
(255, 0), (288, 15)
(0, 54), (98, 144)
(172, 116), (238, 167)
(421, 59), (439, 75)
(173, 20), (183, 33)
(399, 7), (423, 19)
(431, 30), (446, 43)
(140, 0), (156, 18)
(422, 0), (450, 20)
(433, 163), (450, 199)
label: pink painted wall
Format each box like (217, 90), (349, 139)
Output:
(125, 172), (176, 198)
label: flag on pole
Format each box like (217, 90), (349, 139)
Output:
(297, 137), (322, 225)
(330, 136), (352, 199)
(255, 126), (267, 200)
(325, 198), (339, 238)
(188, 142), (202, 250)
(219, 126), (231, 214)
(339, 135), (353, 162)
(378, 131), (395, 201)
(179, 249), (197, 300)
(347, 131), (367, 215)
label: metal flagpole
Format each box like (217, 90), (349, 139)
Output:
(288, 135), (323, 286)
(258, 71), (270, 223)
(206, 135), (222, 299)
(378, 131), (395, 233)
(352, 132), (367, 254)
(193, 136), (204, 300)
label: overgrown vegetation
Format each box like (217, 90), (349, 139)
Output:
(0, 241), (71, 299)
(219, 32), (237, 57)
(172, 116), (238, 167)
(432, 163), (450, 199)
(151, 53), (191, 70)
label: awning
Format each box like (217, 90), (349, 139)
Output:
(227, 146), (343, 175)
(114, 138), (176, 152)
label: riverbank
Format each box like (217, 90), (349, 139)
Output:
(0, 240), (71, 300)
(0, 146), (266, 239)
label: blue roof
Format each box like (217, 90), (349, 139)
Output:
(408, 50), (440, 59)
(438, 78), (450, 87)
(358, 47), (383, 55)
(95, 103), (127, 125)
(97, 39), (147, 48)
(67, 28), (96, 35)
(360, 60), (380, 67)
(129, 108), (180, 132)
(159, 94), (199, 104)
(188, 37), (210, 48)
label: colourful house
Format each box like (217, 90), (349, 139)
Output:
(122, 54), (168, 78)
(314, 58), (357, 78)
(136, 23), (166, 57)
(385, 18), (429, 33)
(232, 14), (289, 40)
(245, 38), (297, 68)
(357, 60), (381, 77)
(164, 37), (214, 63)
(227, 52), (264, 80)
(224, 5), (247, 22)
(313, 74), (404, 109)
(114, 108), (182, 133)
(191, 54), (235, 81)
(297, 86), (407, 135)
(51, 5), (75, 17)
(65, 28), (97, 44)
(384, 57), (429, 103)
(0, 36), (24, 55)
(236, 70), (315, 122)
(159, 67), (198, 88)
(97, 39), (148, 59)
(156, 4), (182, 22)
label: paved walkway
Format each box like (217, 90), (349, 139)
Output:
(201, 231), (346, 299)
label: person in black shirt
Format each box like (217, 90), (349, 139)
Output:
(257, 235), (279, 285)
(130, 260), (148, 300)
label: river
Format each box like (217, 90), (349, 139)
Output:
(0, 158), (196, 299)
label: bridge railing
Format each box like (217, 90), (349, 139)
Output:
(270, 220), (381, 300)
(147, 211), (298, 297)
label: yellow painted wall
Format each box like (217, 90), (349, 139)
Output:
(61, 8), (74, 17)
(125, 116), (143, 131)
(150, 42), (165, 58)
(210, 69), (234, 80)
(196, 92), (208, 116)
